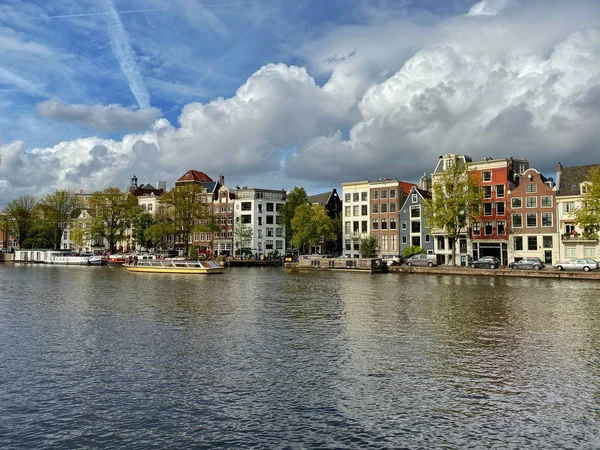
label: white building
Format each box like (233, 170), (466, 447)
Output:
(341, 180), (370, 258)
(234, 187), (286, 257)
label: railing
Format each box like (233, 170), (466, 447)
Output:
(561, 234), (598, 241)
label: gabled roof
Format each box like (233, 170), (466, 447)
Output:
(398, 181), (419, 195)
(558, 164), (600, 196)
(308, 192), (332, 206)
(176, 170), (213, 183)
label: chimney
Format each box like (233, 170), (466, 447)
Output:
(219, 175), (224, 186)
(157, 181), (166, 191)
(556, 163), (563, 194)
(419, 173), (430, 191)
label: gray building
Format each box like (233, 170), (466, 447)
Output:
(399, 180), (434, 256)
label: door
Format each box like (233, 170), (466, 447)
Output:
(544, 250), (552, 265)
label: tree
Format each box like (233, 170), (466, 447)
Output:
(158, 184), (213, 257)
(132, 211), (156, 251)
(88, 188), (140, 254)
(423, 159), (481, 266)
(403, 246), (425, 258)
(290, 204), (335, 253)
(574, 166), (600, 239)
(39, 190), (81, 250)
(359, 234), (378, 258)
(233, 219), (253, 257)
(4, 195), (38, 248)
(280, 187), (308, 246)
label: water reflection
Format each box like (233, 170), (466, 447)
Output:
(0, 265), (599, 448)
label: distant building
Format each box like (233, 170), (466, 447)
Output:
(399, 177), (433, 256)
(307, 188), (343, 255)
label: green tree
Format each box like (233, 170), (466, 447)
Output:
(290, 203), (335, 253)
(423, 159), (481, 266)
(159, 184), (213, 257)
(574, 166), (600, 239)
(403, 246), (425, 258)
(88, 188), (140, 253)
(39, 190), (81, 250)
(4, 195), (38, 248)
(280, 186), (308, 247)
(233, 219), (253, 257)
(132, 211), (156, 251)
(359, 234), (378, 258)
(69, 221), (88, 251)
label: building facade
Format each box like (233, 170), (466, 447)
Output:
(341, 181), (370, 258)
(399, 184), (433, 256)
(307, 188), (343, 256)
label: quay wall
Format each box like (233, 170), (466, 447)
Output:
(389, 265), (600, 280)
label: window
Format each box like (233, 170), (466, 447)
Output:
(241, 201), (252, 211)
(372, 204), (378, 214)
(511, 198), (522, 208)
(496, 202), (505, 215)
(528, 236), (537, 251)
(526, 213), (537, 227)
(372, 191), (379, 200)
(541, 196), (553, 208)
(543, 236), (553, 248)
(362, 205), (368, 216)
(266, 203), (274, 212)
(512, 214), (522, 228)
(381, 190), (387, 199)
(362, 221), (368, 233)
(345, 240), (351, 250)
(412, 194), (417, 202)
(425, 234), (431, 243)
(482, 171), (492, 182)
(402, 221), (407, 230)
(566, 246), (576, 257)
(410, 206), (421, 218)
(497, 221), (505, 235)
(411, 221), (421, 233)
(496, 185), (505, 198)
(390, 189), (396, 199)
(345, 206), (351, 217)
(266, 216), (274, 224)
(484, 203), (493, 216)
(412, 236), (421, 247)
(565, 224), (576, 234)
(484, 222), (493, 236)
(437, 236), (445, 250)
(353, 193), (359, 202)
(361, 192), (368, 201)
(258, 204), (263, 213)
(266, 228), (274, 237)
(381, 203), (387, 213)
(353, 205), (360, 216)
(483, 186), (492, 199)
(542, 212), (552, 227)
(472, 221), (480, 235)
(526, 197), (537, 208)
(381, 219), (387, 230)
(276, 240), (284, 250)
(258, 229), (262, 238)
(345, 193), (351, 202)
(389, 203), (396, 213)
(372, 219), (379, 230)
(391, 235), (396, 250)
(564, 202), (575, 213)
(514, 236), (523, 251)
(584, 246), (595, 257)
(380, 235), (387, 250)
(390, 218), (397, 230)
(526, 184), (537, 193)
(276, 228), (283, 237)
(402, 236), (407, 244)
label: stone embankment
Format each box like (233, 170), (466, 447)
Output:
(389, 265), (600, 280)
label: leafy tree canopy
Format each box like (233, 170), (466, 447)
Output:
(403, 246), (425, 258)
(290, 203), (335, 252)
(281, 187), (308, 244)
(359, 234), (378, 258)
(574, 166), (600, 239)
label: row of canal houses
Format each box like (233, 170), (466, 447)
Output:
(342, 154), (600, 266)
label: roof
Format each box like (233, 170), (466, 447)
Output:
(558, 164), (600, 196)
(398, 181), (419, 195)
(308, 192), (332, 206)
(176, 170), (213, 183)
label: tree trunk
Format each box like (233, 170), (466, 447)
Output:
(450, 236), (457, 267)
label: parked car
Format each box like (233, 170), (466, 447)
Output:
(406, 254), (437, 267)
(554, 259), (599, 272)
(509, 258), (545, 270)
(381, 255), (402, 266)
(470, 256), (500, 269)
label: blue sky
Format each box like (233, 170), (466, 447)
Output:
(1, 0), (600, 206)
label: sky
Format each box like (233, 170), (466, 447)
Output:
(1, 0), (600, 207)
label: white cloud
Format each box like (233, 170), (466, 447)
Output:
(36, 98), (161, 132)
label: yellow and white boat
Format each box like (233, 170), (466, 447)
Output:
(124, 259), (224, 274)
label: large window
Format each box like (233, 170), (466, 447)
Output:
(411, 221), (421, 233)
(497, 221), (505, 235)
(345, 206), (351, 217)
(526, 197), (537, 208)
(541, 196), (553, 208)
(526, 184), (537, 193)
(512, 214), (522, 228)
(381, 190), (387, 199)
(483, 186), (492, 199)
(390, 189), (396, 199)
(362, 205), (368, 216)
(390, 218), (397, 230)
(496, 202), (505, 215)
(528, 236), (537, 251)
(526, 213), (537, 227)
(472, 221), (480, 235)
(381, 219), (387, 230)
(389, 203), (396, 213)
(372, 191), (378, 200)
(514, 236), (523, 251)
(564, 202), (575, 212)
(484, 203), (493, 216)
(372, 204), (378, 214)
(372, 219), (379, 230)
(410, 206), (420, 218)
(543, 236), (553, 248)
(345, 193), (351, 202)
(381, 203), (388, 214)
(361, 192), (368, 201)
(566, 246), (576, 257)
(482, 171), (492, 182)
(484, 222), (493, 236)
(412, 236), (421, 247)
(353, 193), (359, 202)
(496, 185), (505, 197)
(542, 212), (552, 227)
(353, 205), (360, 216)
(511, 198), (522, 208)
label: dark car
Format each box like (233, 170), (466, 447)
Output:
(509, 258), (545, 270)
(470, 256), (500, 269)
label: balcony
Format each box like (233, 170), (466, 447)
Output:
(561, 233), (598, 242)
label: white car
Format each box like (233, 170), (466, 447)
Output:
(381, 255), (401, 266)
(554, 259), (599, 272)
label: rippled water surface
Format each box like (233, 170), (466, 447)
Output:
(1, 264), (599, 448)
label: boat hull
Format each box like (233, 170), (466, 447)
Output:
(124, 260), (223, 274)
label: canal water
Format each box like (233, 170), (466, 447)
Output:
(1, 264), (599, 449)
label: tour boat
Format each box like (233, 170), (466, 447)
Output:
(124, 259), (224, 274)
(45, 252), (103, 265)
